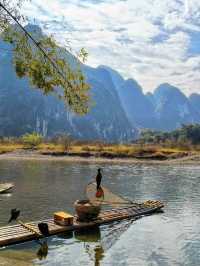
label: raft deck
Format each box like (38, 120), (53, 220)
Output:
(0, 201), (164, 247)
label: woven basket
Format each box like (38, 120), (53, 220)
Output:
(74, 200), (101, 221)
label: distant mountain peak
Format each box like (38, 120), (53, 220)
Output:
(154, 83), (186, 100)
(123, 79), (143, 95)
(155, 83), (179, 91)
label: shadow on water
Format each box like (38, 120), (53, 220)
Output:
(74, 227), (104, 266)
(36, 240), (48, 261)
(57, 219), (136, 266)
(25, 219), (134, 266)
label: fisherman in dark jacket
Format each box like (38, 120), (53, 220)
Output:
(96, 168), (102, 190)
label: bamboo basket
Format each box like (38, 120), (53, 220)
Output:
(74, 200), (101, 221)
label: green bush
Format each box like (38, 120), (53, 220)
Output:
(22, 132), (43, 149)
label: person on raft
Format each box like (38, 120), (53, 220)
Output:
(96, 168), (104, 198)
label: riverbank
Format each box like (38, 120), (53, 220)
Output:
(0, 149), (200, 165)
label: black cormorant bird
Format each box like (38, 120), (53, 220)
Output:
(96, 168), (102, 190)
(8, 208), (20, 223)
(38, 222), (49, 237)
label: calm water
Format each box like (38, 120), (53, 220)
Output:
(0, 160), (200, 266)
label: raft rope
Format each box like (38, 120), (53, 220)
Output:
(17, 219), (41, 237)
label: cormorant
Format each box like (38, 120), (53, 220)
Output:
(38, 222), (49, 237)
(96, 168), (102, 190)
(8, 208), (20, 223)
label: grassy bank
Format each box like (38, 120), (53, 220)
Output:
(0, 144), (23, 154)
(37, 143), (193, 160)
(0, 141), (195, 160)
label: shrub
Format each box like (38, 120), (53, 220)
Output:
(22, 132), (43, 149)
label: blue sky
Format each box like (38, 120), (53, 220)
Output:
(22, 0), (200, 95)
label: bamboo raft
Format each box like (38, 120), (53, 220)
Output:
(0, 200), (164, 247)
(0, 183), (14, 193)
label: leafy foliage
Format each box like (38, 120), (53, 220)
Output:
(22, 132), (43, 148)
(139, 124), (200, 145)
(0, 1), (90, 115)
(0, 0), (26, 32)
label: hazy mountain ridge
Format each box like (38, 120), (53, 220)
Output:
(152, 83), (199, 130)
(0, 24), (200, 140)
(0, 25), (135, 141)
(104, 67), (200, 131)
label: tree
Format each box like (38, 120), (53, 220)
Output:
(57, 134), (72, 153)
(22, 132), (43, 149)
(0, 0), (90, 115)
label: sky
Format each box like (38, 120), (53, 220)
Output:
(22, 0), (200, 95)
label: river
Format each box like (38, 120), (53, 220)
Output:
(0, 160), (200, 265)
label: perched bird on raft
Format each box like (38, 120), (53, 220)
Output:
(38, 223), (50, 237)
(96, 168), (102, 190)
(8, 209), (50, 237)
(95, 168), (104, 198)
(8, 209), (20, 223)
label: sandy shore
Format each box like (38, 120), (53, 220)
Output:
(0, 150), (199, 165)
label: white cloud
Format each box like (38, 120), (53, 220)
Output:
(22, 0), (200, 95)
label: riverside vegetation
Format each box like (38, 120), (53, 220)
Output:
(1, 124), (200, 160)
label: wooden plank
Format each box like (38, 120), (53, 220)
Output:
(0, 203), (164, 247)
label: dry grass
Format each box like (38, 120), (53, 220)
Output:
(0, 144), (23, 154)
(38, 143), (63, 151)
(0, 142), (196, 159)
(37, 143), (198, 160)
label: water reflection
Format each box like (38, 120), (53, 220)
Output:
(73, 219), (136, 266)
(75, 227), (104, 266)
(37, 240), (48, 261)
(0, 161), (200, 265)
